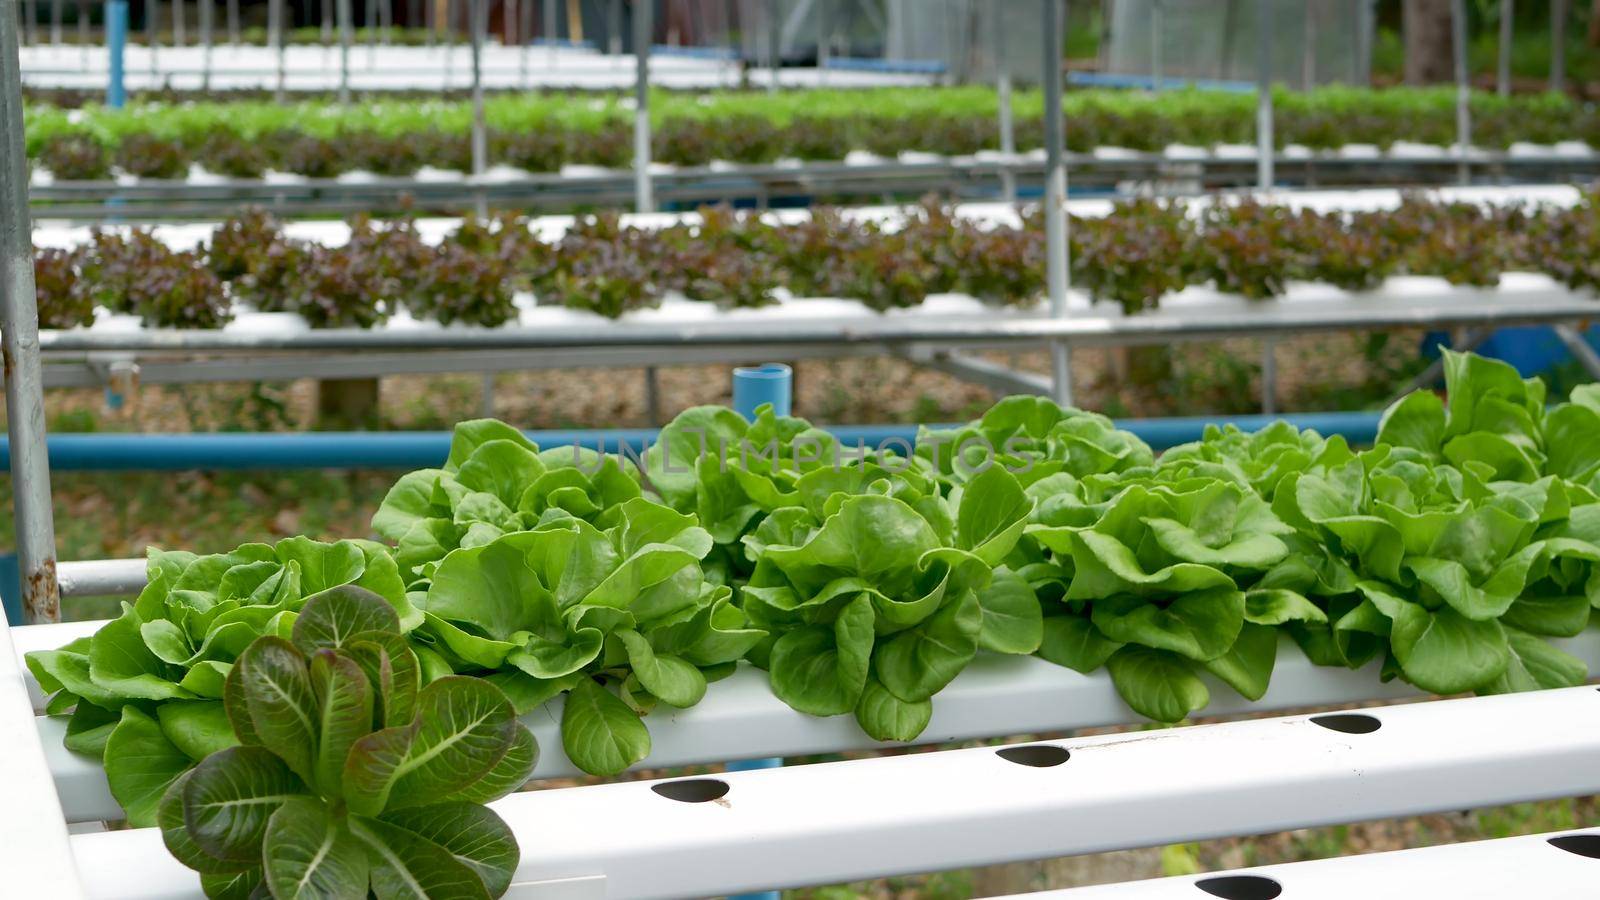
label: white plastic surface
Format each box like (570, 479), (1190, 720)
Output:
(1027, 829), (1600, 899)
(67, 686), (1600, 899)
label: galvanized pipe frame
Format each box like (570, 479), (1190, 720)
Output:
(57, 685), (1600, 899)
(1031, 828), (1600, 899)
(2, 0), (62, 623)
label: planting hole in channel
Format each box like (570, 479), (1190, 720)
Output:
(1548, 835), (1600, 859)
(652, 779), (730, 803)
(1194, 875), (1283, 900)
(995, 745), (1071, 768)
(1310, 713), (1381, 735)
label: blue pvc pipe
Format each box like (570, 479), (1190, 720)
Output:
(732, 363), (793, 419)
(0, 412), (1384, 472)
(106, 0), (128, 108)
(1066, 71), (1258, 94)
(727, 365), (791, 900)
(0, 555), (21, 626)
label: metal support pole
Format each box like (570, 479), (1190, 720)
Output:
(643, 367), (662, 425)
(1150, 0), (1161, 90)
(633, 0), (654, 213)
(608, 0), (620, 53)
(367, 0), (377, 65)
(480, 373), (496, 418)
(23, 0), (38, 47)
(1042, 0), (1072, 406)
(470, 0), (487, 189)
(270, 0), (285, 101)
(1551, 0), (1568, 93)
(147, 0), (159, 75)
(323, 0), (334, 43)
(200, 0), (212, 90)
(1261, 337), (1277, 414)
(520, 0), (531, 84)
(817, 0), (829, 85)
(993, 0), (1015, 205)
(1255, 0), (1273, 191)
(543, 0), (555, 64)
(766, 0), (778, 92)
(1301, 0), (1315, 90)
(1451, 0), (1471, 184)
(49, 0), (61, 46)
(380, 0), (391, 44)
(107, 0), (127, 107)
(227, 0), (239, 44)
(172, 0), (184, 46)
(1553, 325), (1600, 380)
(338, 0), (352, 103)
(77, 0), (87, 69)
(1497, 0), (1513, 97)
(1, 6), (63, 624)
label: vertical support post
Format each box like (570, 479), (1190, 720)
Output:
(50, 0), (61, 46)
(1042, 0), (1072, 406)
(227, 0), (239, 44)
(1301, 0), (1314, 90)
(338, 0), (353, 104)
(271, 0), (285, 102)
(643, 367), (662, 425)
(507, 0), (518, 46)
(1551, 0), (1568, 93)
(424, 0), (434, 46)
(817, 0), (829, 85)
(1255, 0), (1273, 191)
(993, 0), (1015, 205)
(470, 0), (487, 211)
(367, 0), (377, 65)
(608, 0), (621, 53)
(107, 0), (128, 107)
(173, 0), (184, 46)
(323, 0), (334, 44)
(200, 0), (212, 90)
(480, 373), (496, 418)
(381, 0), (391, 44)
(725, 360), (790, 900)
(732, 364), (792, 417)
(77, 0), (87, 70)
(1261, 337), (1277, 415)
(765, 0), (778, 92)
(147, 0), (160, 76)
(1451, 0), (1470, 184)
(24, 0), (38, 47)
(1496, 0), (1513, 97)
(1, 4), (63, 624)
(634, 0), (654, 213)
(1150, 0), (1161, 90)
(520, 0), (532, 84)
(544, 0), (556, 64)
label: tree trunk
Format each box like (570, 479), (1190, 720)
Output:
(1404, 0), (1455, 84)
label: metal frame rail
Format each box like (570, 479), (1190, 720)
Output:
(25, 292), (1600, 404)
(27, 151), (1600, 221)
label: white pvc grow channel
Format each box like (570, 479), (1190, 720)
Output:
(55, 686), (1600, 899)
(1030, 829), (1600, 899)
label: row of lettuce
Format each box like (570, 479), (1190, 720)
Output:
(34, 193), (1600, 330)
(22, 86), (1599, 180)
(27, 352), (1600, 865)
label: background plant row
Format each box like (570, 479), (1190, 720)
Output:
(28, 351), (1600, 798)
(34, 192), (1600, 331)
(24, 86), (1598, 180)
